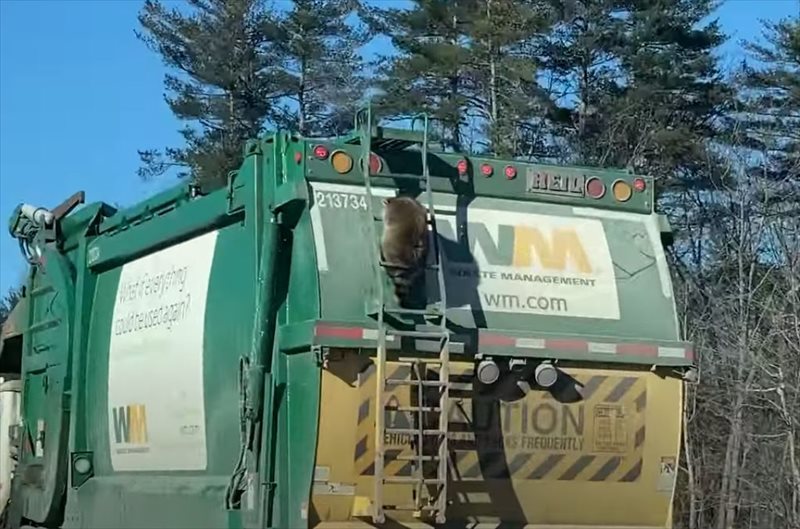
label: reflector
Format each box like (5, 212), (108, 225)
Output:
(369, 153), (382, 174)
(313, 145), (329, 159)
(585, 177), (606, 198)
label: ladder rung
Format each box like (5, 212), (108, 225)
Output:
(383, 504), (440, 513)
(385, 307), (442, 316)
(384, 476), (445, 484)
(395, 454), (440, 461)
(386, 405), (441, 412)
(397, 357), (443, 364)
(386, 379), (448, 387)
(388, 330), (448, 339)
(385, 428), (445, 436)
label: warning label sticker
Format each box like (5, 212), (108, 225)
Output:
(593, 404), (629, 453)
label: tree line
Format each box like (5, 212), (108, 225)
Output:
(0, 1), (797, 528)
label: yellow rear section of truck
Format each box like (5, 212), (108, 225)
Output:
(309, 350), (683, 528)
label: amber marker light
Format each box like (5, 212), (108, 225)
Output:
(612, 179), (633, 202)
(330, 150), (353, 174)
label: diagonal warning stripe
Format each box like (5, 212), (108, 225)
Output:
(635, 390), (647, 412)
(619, 458), (643, 482)
(352, 365), (650, 484)
(604, 377), (637, 403)
(590, 456), (621, 481)
(559, 455), (595, 480)
(528, 454), (565, 479)
(579, 375), (608, 399)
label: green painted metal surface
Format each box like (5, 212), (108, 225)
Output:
(1, 118), (693, 528)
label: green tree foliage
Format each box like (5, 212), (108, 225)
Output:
(463, 0), (553, 157)
(136, 0), (280, 188)
(138, 0), (368, 185)
(539, 0), (730, 189)
(266, 0), (368, 136)
(364, 0), (554, 155)
(362, 0), (477, 151)
(737, 15), (800, 184)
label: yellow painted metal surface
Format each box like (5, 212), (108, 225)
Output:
(309, 350), (683, 528)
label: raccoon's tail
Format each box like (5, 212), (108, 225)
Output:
(384, 264), (424, 308)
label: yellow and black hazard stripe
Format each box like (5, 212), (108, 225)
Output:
(353, 367), (647, 484)
(447, 373), (647, 483)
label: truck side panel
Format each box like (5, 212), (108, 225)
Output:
(72, 220), (253, 528)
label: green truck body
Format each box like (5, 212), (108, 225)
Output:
(0, 115), (695, 529)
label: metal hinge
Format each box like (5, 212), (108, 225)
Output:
(312, 345), (330, 368)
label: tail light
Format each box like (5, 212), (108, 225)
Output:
(313, 145), (329, 160)
(585, 177), (606, 198)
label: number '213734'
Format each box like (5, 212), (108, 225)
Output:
(314, 190), (369, 210)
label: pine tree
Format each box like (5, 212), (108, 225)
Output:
(463, 0), (553, 157)
(619, 0), (731, 189)
(537, 0), (730, 190)
(266, 0), (369, 137)
(362, 0), (478, 151)
(738, 15), (799, 183)
(136, 0), (280, 188)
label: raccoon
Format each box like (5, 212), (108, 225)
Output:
(380, 196), (429, 306)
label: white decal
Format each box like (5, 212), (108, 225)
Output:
(107, 230), (218, 471)
(438, 209), (620, 320)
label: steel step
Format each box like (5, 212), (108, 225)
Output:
(385, 379), (448, 387)
(384, 307), (443, 317)
(385, 405), (441, 413)
(385, 428), (446, 436)
(396, 356), (444, 364)
(383, 476), (445, 485)
(387, 329), (448, 339)
(394, 454), (440, 462)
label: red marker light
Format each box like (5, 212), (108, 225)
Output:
(457, 159), (468, 175)
(633, 177), (646, 192)
(369, 152), (382, 174)
(480, 164), (493, 177)
(504, 165), (517, 179)
(313, 145), (329, 159)
(294, 151), (302, 164)
(585, 177), (606, 198)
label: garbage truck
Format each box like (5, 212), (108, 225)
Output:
(0, 107), (696, 529)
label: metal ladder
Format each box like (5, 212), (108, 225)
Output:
(356, 106), (451, 525)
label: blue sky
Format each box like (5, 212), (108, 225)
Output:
(0, 0), (797, 293)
